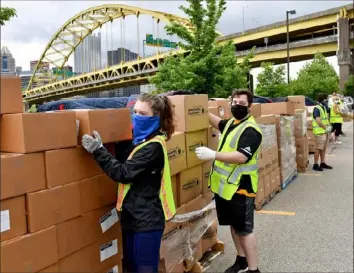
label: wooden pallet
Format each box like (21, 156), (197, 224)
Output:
(281, 171), (298, 190)
(254, 185), (282, 211)
(188, 241), (225, 273)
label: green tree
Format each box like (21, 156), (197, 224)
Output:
(343, 75), (354, 98)
(149, 0), (253, 97)
(0, 7), (17, 26)
(255, 62), (289, 98)
(288, 53), (339, 99)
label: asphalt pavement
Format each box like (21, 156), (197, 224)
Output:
(206, 121), (354, 273)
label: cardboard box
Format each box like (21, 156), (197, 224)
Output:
(270, 169), (281, 191)
(208, 99), (231, 119)
(58, 228), (122, 273)
(56, 206), (121, 259)
(166, 132), (187, 175)
(255, 114), (278, 125)
(201, 161), (212, 194)
(255, 177), (264, 204)
(185, 129), (208, 168)
(208, 106), (219, 117)
(263, 176), (271, 198)
(39, 263), (59, 272)
(177, 166), (203, 206)
(261, 102), (295, 116)
(250, 103), (261, 118)
(45, 146), (102, 188)
(307, 117), (313, 130)
(168, 95), (209, 132)
(75, 109), (132, 143)
(159, 259), (184, 273)
(296, 153), (308, 168)
(171, 175), (178, 207)
(294, 109), (307, 137)
(80, 175), (117, 214)
(288, 96), (306, 110)
(27, 182), (81, 233)
(184, 240), (203, 272)
(0, 196), (27, 242)
(201, 220), (218, 255)
(0, 75), (23, 114)
(295, 136), (308, 154)
(207, 126), (219, 151)
(0, 112), (77, 153)
(1, 153), (46, 200)
(0, 226), (58, 273)
(100, 259), (123, 273)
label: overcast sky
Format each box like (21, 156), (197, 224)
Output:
(1, 0), (351, 83)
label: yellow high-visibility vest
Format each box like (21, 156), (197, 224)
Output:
(312, 105), (330, 135)
(209, 116), (262, 201)
(330, 103), (344, 124)
(116, 135), (176, 221)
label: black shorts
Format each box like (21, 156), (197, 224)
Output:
(215, 193), (255, 236)
(331, 123), (342, 137)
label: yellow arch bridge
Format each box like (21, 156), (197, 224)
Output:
(25, 4), (353, 103)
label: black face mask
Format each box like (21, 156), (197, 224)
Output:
(231, 104), (249, 120)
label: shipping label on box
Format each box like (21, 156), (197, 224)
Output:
(208, 99), (231, 119)
(169, 95), (209, 132)
(177, 166), (203, 206)
(167, 132), (187, 175)
(185, 129), (208, 168)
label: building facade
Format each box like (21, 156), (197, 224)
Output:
(107, 48), (139, 66)
(74, 33), (102, 73)
(1, 46), (16, 74)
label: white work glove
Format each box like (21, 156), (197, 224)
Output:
(195, 147), (216, 161)
(325, 126), (332, 134)
(82, 131), (103, 153)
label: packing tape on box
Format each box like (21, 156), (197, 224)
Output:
(161, 201), (217, 272)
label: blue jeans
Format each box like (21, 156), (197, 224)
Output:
(123, 230), (163, 273)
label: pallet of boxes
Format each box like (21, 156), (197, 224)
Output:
(255, 100), (298, 200)
(159, 95), (225, 273)
(1, 75), (132, 273)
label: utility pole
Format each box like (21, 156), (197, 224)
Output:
(286, 10), (296, 84)
(242, 6), (248, 33)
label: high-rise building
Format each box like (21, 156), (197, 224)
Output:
(30, 60), (49, 72)
(74, 33), (102, 73)
(1, 46), (16, 74)
(107, 48), (139, 66)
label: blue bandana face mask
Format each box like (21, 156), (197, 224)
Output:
(132, 114), (161, 145)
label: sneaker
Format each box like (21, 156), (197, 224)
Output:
(245, 269), (261, 273)
(313, 164), (323, 171)
(224, 256), (248, 273)
(335, 141), (342, 144)
(320, 163), (333, 169)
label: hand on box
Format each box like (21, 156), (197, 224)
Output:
(195, 147), (216, 161)
(82, 131), (103, 153)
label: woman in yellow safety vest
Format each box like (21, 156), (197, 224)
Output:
(330, 96), (344, 144)
(81, 93), (176, 273)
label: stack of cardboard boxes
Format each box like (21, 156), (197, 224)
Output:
(159, 95), (221, 273)
(0, 76), (131, 273)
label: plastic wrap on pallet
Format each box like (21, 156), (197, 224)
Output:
(294, 109), (307, 137)
(161, 201), (217, 272)
(278, 116), (297, 182)
(259, 124), (277, 150)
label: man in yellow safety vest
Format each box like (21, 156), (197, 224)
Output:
(195, 89), (263, 273)
(312, 94), (333, 171)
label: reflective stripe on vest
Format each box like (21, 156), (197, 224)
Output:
(330, 104), (343, 124)
(209, 116), (262, 201)
(115, 135), (176, 221)
(312, 105), (329, 135)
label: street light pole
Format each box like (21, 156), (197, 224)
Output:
(242, 6), (248, 33)
(286, 10), (296, 84)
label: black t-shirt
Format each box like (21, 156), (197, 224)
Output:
(217, 117), (262, 194)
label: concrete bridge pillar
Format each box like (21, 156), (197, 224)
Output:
(337, 17), (353, 91)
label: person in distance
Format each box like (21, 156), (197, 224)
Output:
(81, 93), (176, 273)
(195, 89), (263, 273)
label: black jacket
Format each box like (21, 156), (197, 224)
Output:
(93, 140), (165, 232)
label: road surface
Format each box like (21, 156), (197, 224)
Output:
(206, 121), (354, 273)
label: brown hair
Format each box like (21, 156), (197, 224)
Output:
(138, 93), (175, 140)
(231, 88), (253, 106)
